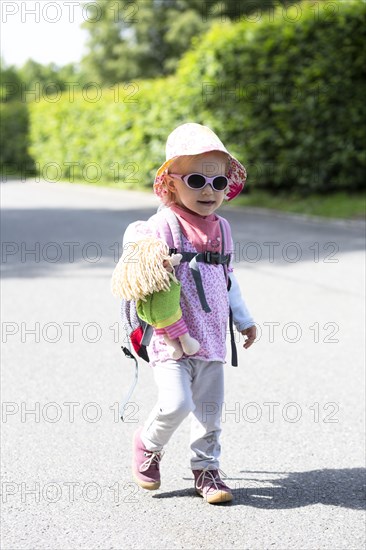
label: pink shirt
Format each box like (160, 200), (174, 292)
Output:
(128, 208), (233, 366)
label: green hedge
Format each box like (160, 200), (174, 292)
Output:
(29, 77), (193, 186)
(0, 102), (35, 175)
(28, 0), (365, 192)
(176, 0), (366, 192)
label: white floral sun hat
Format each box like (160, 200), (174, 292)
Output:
(153, 122), (247, 201)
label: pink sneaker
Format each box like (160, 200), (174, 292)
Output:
(193, 468), (233, 504)
(132, 428), (164, 490)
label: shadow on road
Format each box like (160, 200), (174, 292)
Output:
(153, 467), (365, 509)
(1, 207), (156, 278)
(2, 208), (365, 279)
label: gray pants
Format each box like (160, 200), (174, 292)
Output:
(141, 358), (224, 470)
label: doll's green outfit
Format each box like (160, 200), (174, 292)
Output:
(137, 276), (188, 338)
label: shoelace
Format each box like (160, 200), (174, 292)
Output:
(195, 468), (228, 491)
(139, 450), (164, 473)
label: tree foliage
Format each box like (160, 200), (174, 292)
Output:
(0, 59), (22, 102)
(80, 0), (298, 84)
(28, 1), (366, 192)
(0, 59), (86, 102)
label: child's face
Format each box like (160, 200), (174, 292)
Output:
(165, 152), (228, 216)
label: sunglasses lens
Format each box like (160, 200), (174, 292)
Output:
(186, 174), (206, 189)
(213, 176), (228, 190)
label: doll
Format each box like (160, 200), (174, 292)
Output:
(111, 237), (200, 360)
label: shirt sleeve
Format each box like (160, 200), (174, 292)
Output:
(228, 271), (255, 331)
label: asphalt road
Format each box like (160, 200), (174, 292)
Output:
(1, 179), (365, 550)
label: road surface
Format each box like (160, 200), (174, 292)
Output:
(1, 179), (365, 549)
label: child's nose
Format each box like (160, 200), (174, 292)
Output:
(202, 183), (215, 194)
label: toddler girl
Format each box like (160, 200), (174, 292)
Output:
(124, 123), (256, 504)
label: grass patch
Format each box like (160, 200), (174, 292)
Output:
(229, 190), (366, 220)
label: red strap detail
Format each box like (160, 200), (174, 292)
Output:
(130, 326), (144, 354)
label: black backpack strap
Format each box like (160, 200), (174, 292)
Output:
(227, 277), (238, 367)
(178, 251), (230, 265)
(141, 323), (154, 347)
(229, 308), (238, 367)
(188, 256), (211, 313)
(220, 220), (238, 367)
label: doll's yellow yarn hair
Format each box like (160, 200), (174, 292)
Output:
(111, 237), (172, 301)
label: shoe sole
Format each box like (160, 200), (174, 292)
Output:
(196, 489), (233, 504)
(132, 471), (160, 490)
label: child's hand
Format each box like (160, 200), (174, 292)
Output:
(163, 254), (182, 273)
(241, 325), (257, 349)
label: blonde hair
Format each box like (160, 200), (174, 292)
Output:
(160, 151), (230, 206)
(111, 238), (172, 301)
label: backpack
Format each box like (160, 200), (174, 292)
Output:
(117, 207), (237, 420)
